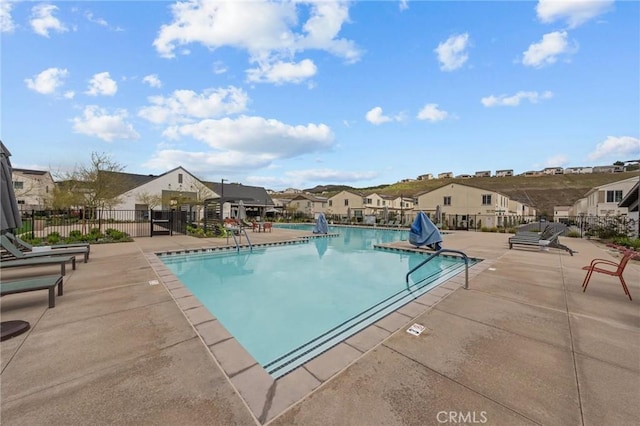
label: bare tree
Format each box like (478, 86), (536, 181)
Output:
(136, 192), (162, 210)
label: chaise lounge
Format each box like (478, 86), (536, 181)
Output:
(1, 235), (89, 263)
(0, 255), (76, 276)
(508, 230), (575, 256)
(0, 274), (64, 308)
(6, 232), (90, 254)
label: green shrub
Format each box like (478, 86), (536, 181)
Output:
(611, 237), (640, 250)
(567, 231), (581, 238)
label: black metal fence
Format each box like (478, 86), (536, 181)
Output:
(17, 209), (190, 238)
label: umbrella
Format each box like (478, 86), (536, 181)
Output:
(1, 141), (22, 231)
(237, 200), (246, 221)
(1, 141), (29, 341)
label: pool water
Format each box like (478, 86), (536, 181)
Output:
(161, 226), (474, 377)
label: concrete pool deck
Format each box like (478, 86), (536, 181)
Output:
(1, 227), (638, 425)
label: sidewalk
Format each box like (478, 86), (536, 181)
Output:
(1, 229), (638, 425)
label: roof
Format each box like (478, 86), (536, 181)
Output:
(205, 182), (274, 207)
(12, 168), (50, 176)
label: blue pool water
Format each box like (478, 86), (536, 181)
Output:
(161, 225), (474, 377)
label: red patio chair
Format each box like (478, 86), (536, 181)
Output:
(581, 249), (636, 300)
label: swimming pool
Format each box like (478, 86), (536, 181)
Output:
(160, 225), (475, 378)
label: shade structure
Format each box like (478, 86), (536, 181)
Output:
(409, 211), (442, 250)
(313, 212), (328, 234)
(1, 141), (22, 232)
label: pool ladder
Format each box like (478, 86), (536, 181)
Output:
(405, 248), (470, 289)
(228, 227), (253, 252)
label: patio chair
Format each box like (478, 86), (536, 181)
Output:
(6, 231), (90, 254)
(0, 255), (76, 276)
(508, 230), (575, 256)
(1, 235), (89, 263)
(1, 274), (64, 308)
(581, 249), (636, 300)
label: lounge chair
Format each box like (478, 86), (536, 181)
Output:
(0, 255), (76, 276)
(1, 235), (89, 263)
(581, 249), (636, 300)
(508, 230), (575, 256)
(6, 232), (90, 254)
(0, 274), (64, 308)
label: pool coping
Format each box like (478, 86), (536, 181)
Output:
(145, 241), (494, 425)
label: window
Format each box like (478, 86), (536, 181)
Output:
(178, 173), (183, 184)
(365, 198), (372, 204)
(344, 199), (349, 206)
(443, 196), (451, 206)
(482, 194), (492, 205)
(376, 199), (380, 206)
(329, 200), (333, 207)
(13, 181), (24, 190)
(606, 190), (623, 203)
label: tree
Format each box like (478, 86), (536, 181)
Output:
(53, 152), (129, 229)
(136, 192), (162, 210)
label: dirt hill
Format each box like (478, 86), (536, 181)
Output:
(306, 172), (640, 216)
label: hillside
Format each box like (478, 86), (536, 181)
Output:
(306, 172), (640, 216)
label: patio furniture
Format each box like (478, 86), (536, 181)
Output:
(6, 231), (90, 254)
(1, 235), (89, 263)
(1, 274), (64, 309)
(508, 230), (575, 256)
(0, 255), (76, 276)
(582, 249), (636, 300)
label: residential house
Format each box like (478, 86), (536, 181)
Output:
(593, 165), (624, 174)
(287, 193), (327, 218)
(12, 168), (55, 210)
(495, 169), (514, 177)
(572, 176), (639, 217)
(417, 173), (434, 180)
(474, 171), (491, 178)
(362, 193), (393, 216)
(564, 166), (593, 174)
(553, 205), (572, 223)
(437, 172), (454, 179)
(327, 190), (365, 221)
(543, 167), (564, 175)
(619, 180), (639, 237)
(455, 174), (473, 179)
(414, 183), (520, 229)
(521, 170), (543, 177)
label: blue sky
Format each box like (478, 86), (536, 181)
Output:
(2, 0), (639, 190)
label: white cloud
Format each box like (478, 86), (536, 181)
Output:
(85, 72), (118, 96)
(365, 107), (392, 125)
(162, 115), (334, 158)
(138, 86), (249, 124)
(84, 11), (108, 27)
(536, 0), (614, 28)
(522, 31), (575, 68)
(246, 59), (317, 84)
(63, 91), (75, 99)
(481, 90), (553, 107)
(544, 154), (569, 168)
(434, 33), (470, 71)
(213, 61), (228, 75)
(142, 74), (162, 88)
(30, 4), (68, 37)
(587, 136), (640, 161)
(72, 105), (140, 142)
(24, 67), (69, 94)
(1, 1), (16, 33)
(416, 104), (449, 122)
(153, 0), (361, 84)
(399, 0), (409, 12)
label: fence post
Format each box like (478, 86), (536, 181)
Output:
(31, 210), (35, 239)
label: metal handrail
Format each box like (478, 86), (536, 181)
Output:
(405, 248), (470, 289)
(241, 227), (253, 251)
